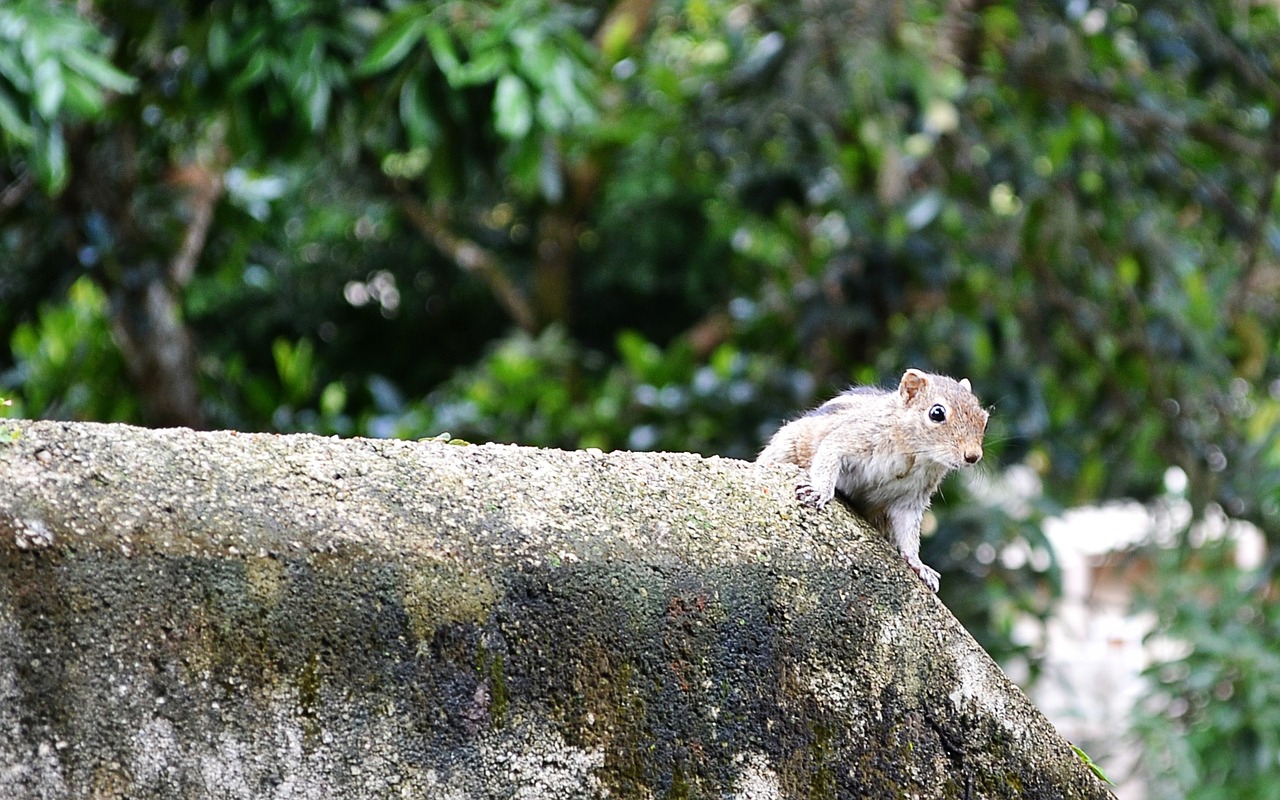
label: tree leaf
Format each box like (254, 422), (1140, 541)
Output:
(60, 73), (105, 116)
(493, 73), (532, 140)
(32, 58), (64, 119)
(424, 23), (461, 82)
(0, 85), (34, 144)
(0, 44), (32, 93)
(358, 14), (423, 75)
(31, 118), (67, 195)
(230, 49), (271, 92)
(449, 48), (506, 87)
(61, 48), (136, 94)
(537, 138), (563, 203)
(207, 19), (230, 70)
(304, 74), (330, 131)
(398, 77), (439, 147)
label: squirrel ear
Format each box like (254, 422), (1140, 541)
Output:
(899, 369), (929, 403)
(959, 378), (972, 392)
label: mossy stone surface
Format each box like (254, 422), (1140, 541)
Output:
(0, 421), (1111, 798)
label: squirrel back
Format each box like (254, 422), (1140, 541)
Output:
(757, 370), (987, 474)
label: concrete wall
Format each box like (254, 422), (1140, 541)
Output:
(0, 421), (1111, 799)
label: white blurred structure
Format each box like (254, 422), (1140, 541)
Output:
(999, 467), (1267, 799)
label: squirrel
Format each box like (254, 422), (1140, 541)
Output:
(757, 368), (989, 591)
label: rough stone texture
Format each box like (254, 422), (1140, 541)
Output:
(0, 420), (1112, 799)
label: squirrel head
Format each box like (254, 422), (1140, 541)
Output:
(898, 369), (989, 468)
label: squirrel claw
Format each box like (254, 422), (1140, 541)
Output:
(795, 483), (829, 508)
(904, 555), (941, 592)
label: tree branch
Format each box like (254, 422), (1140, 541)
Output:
(0, 172), (34, 217)
(109, 277), (207, 428)
(1189, 11), (1280, 108)
(166, 163), (225, 289)
(1230, 113), (1280, 317)
(391, 186), (540, 334)
(1029, 75), (1280, 163)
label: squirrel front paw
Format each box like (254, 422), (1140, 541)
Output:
(795, 482), (831, 508)
(903, 554), (941, 592)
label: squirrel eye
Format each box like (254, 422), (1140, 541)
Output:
(928, 404), (947, 423)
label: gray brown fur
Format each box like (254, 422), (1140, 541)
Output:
(757, 369), (989, 591)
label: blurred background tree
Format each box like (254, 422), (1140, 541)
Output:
(2, 0), (1279, 795)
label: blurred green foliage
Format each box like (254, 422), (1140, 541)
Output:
(4, 277), (139, 421)
(0, 0), (135, 192)
(1134, 542), (1280, 799)
(2, 1), (1280, 795)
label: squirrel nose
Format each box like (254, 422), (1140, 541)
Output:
(964, 450), (982, 465)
